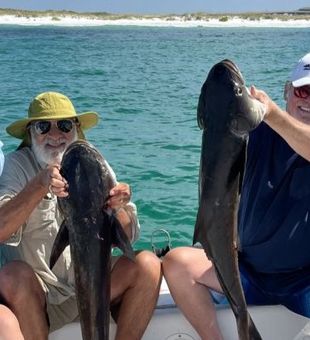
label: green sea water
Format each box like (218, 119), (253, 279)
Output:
(0, 25), (309, 251)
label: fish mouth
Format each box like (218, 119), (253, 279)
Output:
(197, 59), (244, 130)
(65, 139), (88, 150)
(220, 59), (244, 86)
(64, 140), (96, 156)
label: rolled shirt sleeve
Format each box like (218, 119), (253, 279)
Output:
(0, 148), (40, 246)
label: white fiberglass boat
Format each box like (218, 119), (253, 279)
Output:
(49, 278), (310, 340)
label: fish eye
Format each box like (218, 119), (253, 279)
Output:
(235, 87), (243, 96)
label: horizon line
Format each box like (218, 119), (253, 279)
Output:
(0, 7), (310, 17)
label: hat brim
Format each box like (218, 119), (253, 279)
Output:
(292, 78), (310, 87)
(6, 111), (99, 139)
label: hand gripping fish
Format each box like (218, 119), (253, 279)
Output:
(193, 60), (265, 340)
(50, 140), (135, 340)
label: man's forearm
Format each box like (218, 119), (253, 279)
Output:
(264, 105), (310, 161)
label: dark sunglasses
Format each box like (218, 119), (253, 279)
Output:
(32, 119), (77, 135)
(294, 85), (310, 99)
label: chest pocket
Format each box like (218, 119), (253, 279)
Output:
(25, 195), (58, 235)
(289, 166), (310, 200)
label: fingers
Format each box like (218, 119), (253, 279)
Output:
(107, 183), (131, 210)
(47, 165), (68, 197)
(250, 85), (261, 99)
(250, 85), (267, 102)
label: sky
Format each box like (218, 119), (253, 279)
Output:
(0, 0), (309, 15)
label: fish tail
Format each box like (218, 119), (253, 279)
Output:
(193, 204), (205, 246)
(236, 312), (262, 340)
(248, 315), (262, 340)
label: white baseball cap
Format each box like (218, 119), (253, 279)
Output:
(290, 52), (310, 87)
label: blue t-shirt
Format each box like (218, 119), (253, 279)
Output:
(238, 123), (310, 273)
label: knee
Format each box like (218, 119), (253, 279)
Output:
(0, 305), (21, 334)
(135, 251), (162, 279)
(0, 261), (38, 302)
(162, 247), (193, 276)
(121, 251), (162, 290)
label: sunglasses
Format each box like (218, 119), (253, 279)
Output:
(31, 119), (77, 135)
(293, 85), (310, 99)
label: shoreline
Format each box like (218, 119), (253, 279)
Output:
(0, 15), (309, 28)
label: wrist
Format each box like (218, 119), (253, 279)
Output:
(29, 175), (49, 197)
(114, 207), (133, 238)
(263, 100), (280, 122)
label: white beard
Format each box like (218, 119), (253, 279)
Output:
(31, 129), (78, 166)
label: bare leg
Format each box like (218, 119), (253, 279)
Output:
(0, 261), (49, 340)
(111, 251), (162, 340)
(162, 247), (223, 340)
(0, 304), (24, 340)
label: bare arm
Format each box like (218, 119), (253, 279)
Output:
(107, 182), (139, 242)
(114, 206), (136, 241)
(0, 165), (68, 242)
(251, 86), (310, 161)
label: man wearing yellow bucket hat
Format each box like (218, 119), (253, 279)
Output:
(0, 92), (161, 339)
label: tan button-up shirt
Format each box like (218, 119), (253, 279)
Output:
(0, 147), (140, 304)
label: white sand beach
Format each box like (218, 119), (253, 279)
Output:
(0, 14), (309, 28)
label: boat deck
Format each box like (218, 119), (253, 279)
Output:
(49, 278), (310, 340)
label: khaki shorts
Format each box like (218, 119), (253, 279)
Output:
(47, 295), (79, 332)
(40, 256), (120, 333)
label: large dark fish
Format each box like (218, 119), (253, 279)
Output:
(50, 140), (135, 340)
(193, 59), (265, 340)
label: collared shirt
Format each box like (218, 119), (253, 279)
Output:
(0, 147), (140, 304)
(238, 123), (310, 273)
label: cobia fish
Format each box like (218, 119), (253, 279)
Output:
(50, 140), (135, 340)
(193, 59), (265, 340)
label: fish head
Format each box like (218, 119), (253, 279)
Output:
(197, 59), (265, 137)
(58, 140), (115, 217)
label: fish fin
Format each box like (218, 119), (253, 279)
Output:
(214, 265), (262, 339)
(238, 143), (247, 195)
(197, 80), (209, 130)
(110, 214), (136, 262)
(193, 205), (203, 246)
(249, 316), (262, 340)
(226, 142), (246, 194)
(50, 220), (69, 269)
(193, 136), (210, 248)
(193, 201), (211, 258)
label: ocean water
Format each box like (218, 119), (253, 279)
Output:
(0, 25), (309, 251)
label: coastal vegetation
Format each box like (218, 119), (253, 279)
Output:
(0, 7), (310, 22)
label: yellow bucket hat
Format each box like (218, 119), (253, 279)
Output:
(6, 91), (99, 140)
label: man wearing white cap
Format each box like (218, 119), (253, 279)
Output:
(0, 92), (161, 340)
(163, 52), (310, 340)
